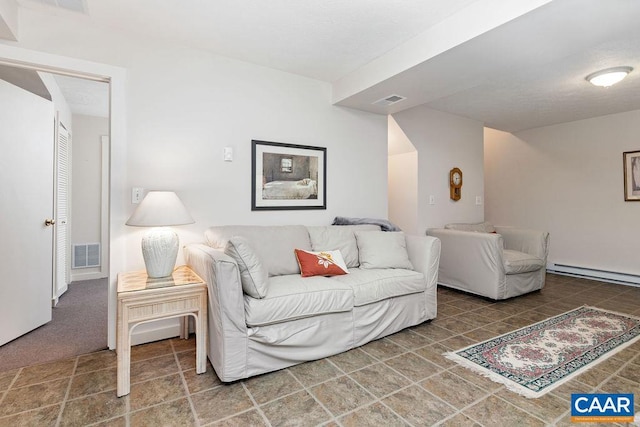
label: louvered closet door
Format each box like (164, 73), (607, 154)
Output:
(54, 124), (70, 303)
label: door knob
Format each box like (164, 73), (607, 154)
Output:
(44, 219), (56, 226)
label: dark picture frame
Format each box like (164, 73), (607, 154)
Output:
(251, 140), (327, 210)
(623, 150), (640, 201)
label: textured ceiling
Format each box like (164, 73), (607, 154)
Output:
(10, 0), (640, 132)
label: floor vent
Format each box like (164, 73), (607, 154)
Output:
(72, 243), (100, 269)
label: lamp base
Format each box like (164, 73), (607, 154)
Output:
(141, 227), (179, 278)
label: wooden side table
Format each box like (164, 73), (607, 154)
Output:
(116, 265), (207, 397)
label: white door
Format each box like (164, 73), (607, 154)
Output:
(0, 79), (54, 346)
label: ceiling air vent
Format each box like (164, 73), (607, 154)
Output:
(373, 94), (407, 107)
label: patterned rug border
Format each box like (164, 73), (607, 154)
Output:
(444, 306), (640, 398)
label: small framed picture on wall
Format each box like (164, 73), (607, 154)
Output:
(623, 150), (640, 201)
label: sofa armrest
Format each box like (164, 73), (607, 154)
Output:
(184, 243), (248, 381)
(406, 235), (441, 289)
(494, 227), (549, 261)
(426, 228), (506, 299)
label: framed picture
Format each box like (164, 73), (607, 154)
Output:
(623, 150), (640, 201)
(251, 140), (326, 210)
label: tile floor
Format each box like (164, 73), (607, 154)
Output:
(1, 273), (639, 426)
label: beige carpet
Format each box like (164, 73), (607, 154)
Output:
(0, 278), (108, 372)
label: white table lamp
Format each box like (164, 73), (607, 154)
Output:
(126, 191), (194, 278)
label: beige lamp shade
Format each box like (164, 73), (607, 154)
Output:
(126, 191), (194, 278)
(126, 191), (194, 227)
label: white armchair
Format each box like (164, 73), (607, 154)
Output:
(426, 223), (549, 300)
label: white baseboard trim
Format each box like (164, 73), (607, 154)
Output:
(130, 318), (182, 346)
(547, 263), (640, 287)
(71, 271), (108, 282)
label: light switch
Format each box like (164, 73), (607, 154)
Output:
(429, 195), (435, 205)
(224, 147), (233, 162)
(132, 187), (144, 204)
(476, 196), (483, 205)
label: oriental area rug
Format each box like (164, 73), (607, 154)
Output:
(445, 306), (640, 398)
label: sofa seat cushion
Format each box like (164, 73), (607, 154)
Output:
(502, 249), (545, 274)
(332, 268), (425, 306)
(244, 275), (354, 327)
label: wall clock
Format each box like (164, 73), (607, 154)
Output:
(450, 167), (462, 201)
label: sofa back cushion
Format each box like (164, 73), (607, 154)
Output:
(307, 224), (380, 268)
(354, 231), (414, 270)
(205, 225), (311, 276)
(445, 221), (496, 233)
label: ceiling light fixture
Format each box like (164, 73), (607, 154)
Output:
(586, 66), (633, 87)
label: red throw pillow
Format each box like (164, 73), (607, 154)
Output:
(294, 249), (349, 277)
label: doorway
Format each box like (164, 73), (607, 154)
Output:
(0, 62), (111, 369)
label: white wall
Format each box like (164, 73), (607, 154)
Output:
(71, 114), (108, 280)
(391, 106), (485, 233)
(389, 151), (418, 234)
(484, 110), (640, 276)
(5, 8), (389, 345)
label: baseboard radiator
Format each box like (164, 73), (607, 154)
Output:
(547, 263), (640, 287)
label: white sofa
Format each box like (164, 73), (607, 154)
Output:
(427, 222), (549, 300)
(185, 224), (441, 382)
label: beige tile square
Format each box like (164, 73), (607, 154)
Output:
(0, 378), (69, 417)
(130, 354), (179, 384)
(170, 336), (197, 353)
(13, 359), (75, 388)
(496, 388), (569, 423)
(410, 322), (456, 342)
(287, 359), (342, 387)
(0, 369), (18, 392)
(360, 338), (405, 361)
(130, 340), (173, 363)
(211, 409), (267, 426)
(310, 375), (374, 416)
(327, 348), (376, 373)
(68, 367), (116, 399)
(129, 373), (187, 412)
(75, 350), (117, 375)
(176, 349), (197, 371)
(420, 371), (489, 409)
(244, 370), (302, 405)
(384, 352), (440, 382)
(261, 390), (330, 427)
(59, 390), (127, 427)
(191, 382), (253, 424)
(386, 329), (433, 350)
(463, 395), (546, 427)
(182, 368), (222, 394)
(130, 397), (195, 427)
(383, 385), (455, 426)
(349, 362), (411, 398)
(439, 413), (482, 427)
(338, 402), (408, 427)
(0, 404), (61, 427)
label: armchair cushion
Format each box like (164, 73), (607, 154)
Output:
(502, 249), (545, 274)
